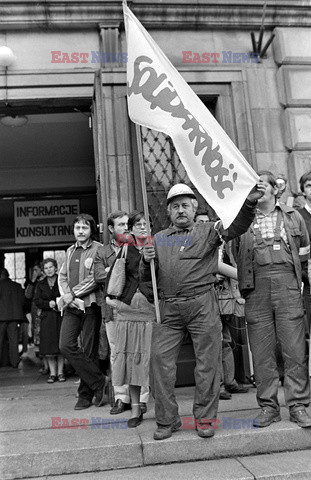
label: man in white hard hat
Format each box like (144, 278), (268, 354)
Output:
(140, 181), (265, 440)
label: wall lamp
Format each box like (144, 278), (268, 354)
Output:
(0, 46), (16, 67)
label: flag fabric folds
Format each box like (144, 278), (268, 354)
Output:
(123, 2), (258, 228)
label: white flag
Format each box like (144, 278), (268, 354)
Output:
(123, 3), (258, 228)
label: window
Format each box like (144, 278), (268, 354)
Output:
(43, 250), (66, 271)
(4, 252), (26, 286)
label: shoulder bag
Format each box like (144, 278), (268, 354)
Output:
(106, 245), (128, 298)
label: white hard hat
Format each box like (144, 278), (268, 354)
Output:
(167, 183), (196, 204)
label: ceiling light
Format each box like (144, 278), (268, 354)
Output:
(0, 115), (28, 127)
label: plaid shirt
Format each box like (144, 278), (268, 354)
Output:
(255, 202), (288, 245)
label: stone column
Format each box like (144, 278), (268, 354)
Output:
(275, 27), (311, 197)
(93, 24), (135, 243)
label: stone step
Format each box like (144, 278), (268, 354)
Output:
(1, 380), (311, 480)
(20, 450), (311, 480)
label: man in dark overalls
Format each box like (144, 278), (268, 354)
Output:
(141, 182), (266, 440)
(233, 171), (311, 428)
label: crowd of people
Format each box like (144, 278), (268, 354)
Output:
(2, 169), (311, 438)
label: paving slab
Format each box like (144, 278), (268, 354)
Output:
(20, 450), (311, 480)
(239, 450), (311, 479)
(21, 458), (254, 480)
(0, 381), (119, 432)
(0, 426), (143, 480)
(1, 348), (311, 480)
(0, 380), (260, 433)
(140, 410), (311, 467)
(3, 404), (309, 480)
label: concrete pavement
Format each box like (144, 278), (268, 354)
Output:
(21, 451), (311, 480)
(1, 346), (311, 480)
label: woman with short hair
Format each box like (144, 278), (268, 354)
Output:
(34, 258), (65, 383)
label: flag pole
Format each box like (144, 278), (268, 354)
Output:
(135, 124), (161, 324)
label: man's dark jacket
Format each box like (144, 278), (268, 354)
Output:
(0, 278), (25, 322)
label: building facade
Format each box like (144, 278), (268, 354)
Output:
(0, 0), (310, 278)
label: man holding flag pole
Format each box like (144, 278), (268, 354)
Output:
(122, 2), (266, 439)
(141, 183), (264, 439)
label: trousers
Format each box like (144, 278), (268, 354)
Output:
(59, 304), (105, 401)
(151, 289), (222, 426)
(0, 321), (19, 367)
(220, 315), (238, 389)
(245, 270), (310, 410)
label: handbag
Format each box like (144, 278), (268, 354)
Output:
(217, 279), (235, 316)
(218, 277), (245, 317)
(106, 245), (128, 298)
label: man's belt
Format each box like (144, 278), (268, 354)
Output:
(161, 284), (213, 302)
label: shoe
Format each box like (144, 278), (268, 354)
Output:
(196, 423), (215, 438)
(74, 397), (92, 410)
(140, 402), (147, 414)
(128, 413), (143, 428)
(226, 384), (249, 394)
(57, 374), (66, 382)
(110, 399), (131, 415)
(94, 376), (109, 407)
(253, 408), (281, 428)
(153, 417), (182, 441)
(290, 408), (311, 428)
(47, 375), (56, 383)
(40, 368), (49, 375)
(220, 391), (232, 400)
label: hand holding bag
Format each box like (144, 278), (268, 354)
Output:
(106, 245), (128, 298)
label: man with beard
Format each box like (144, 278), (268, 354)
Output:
(95, 210), (150, 415)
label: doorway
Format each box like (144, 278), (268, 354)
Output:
(0, 104), (99, 285)
(0, 102), (99, 368)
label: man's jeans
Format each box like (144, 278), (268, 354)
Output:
(59, 304), (104, 401)
(151, 289), (222, 426)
